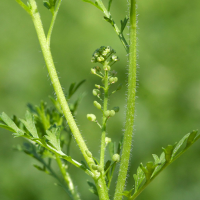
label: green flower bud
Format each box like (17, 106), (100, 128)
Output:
(105, 137), (111, 145)
(104, 110), (110, 118)
(91, 68), (96, 74)
(112, 55), (118, 61)
(91, 57), (96, 63)
(112, 154), (120, 162)
(95, 84), (101, 89)
(109, 77), (118, 84)
(85, 150), (92, 158)
(103, 65), (111, 71)
(87, 114), (96, 121)
(109, 110), (115, 117)
(93, 89), (100, 96)
(94, 52), (99, 57)
(93, 101), (101, 109)
(112, 106), (120, 113)
(97, 56), (105, 62)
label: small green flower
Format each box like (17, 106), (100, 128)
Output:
(112, 154), (120, 162)
(93, 101), (101, 110)
(93, 89), (101, 97)
(87, 114), (96, 121)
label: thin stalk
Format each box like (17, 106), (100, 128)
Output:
(15, 0), (31, 14)
(47, 0), (62, 47)
(56, 155), (81, 200)
(114, 1), (137, 200)
(100, 67), (109, 170)
(96, 0), (129, 53)
(28, 0), (95, 170)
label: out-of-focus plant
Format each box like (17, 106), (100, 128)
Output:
(0, 0), (199, 200)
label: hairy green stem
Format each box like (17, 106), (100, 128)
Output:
(56, 155), (81, 200)
(28, 0), (95, 169)
(114, 1), (137, 200)
(47, 0), (62, 47)
(27, 1), (109, 199)
(100, 67), (109, 170)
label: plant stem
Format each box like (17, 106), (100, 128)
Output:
(28, 1), (109, 199)
(15, 0), (31, 14)
(47, 0), (62, 47)
(96, 0), (129, 53)
(28, 0), (95, 170)
(56, 155), (81, 200)
(100, 66), (109, 170)
(114, 1), (137, 200)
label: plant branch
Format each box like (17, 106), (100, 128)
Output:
(28, 0), (95, 170)
(47, 0), (63, 47)
(56, 155), (81, 200)
(15, 0), (31, 15)
(95, 0), (129, 53)
(114, 1), (137, 200)
(100, 65), (109, 170)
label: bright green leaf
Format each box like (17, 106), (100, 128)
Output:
(45, 125), (62, 153)
(20, 111), (39, 138)
(0, 112), (24, 137)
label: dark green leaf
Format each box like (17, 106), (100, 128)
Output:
(43, 1), (51, 9)
(162, 145), (174, 162)
(108, 0), (113, 12)
(186, 130), (198, 147)
(87, 181), (98, 196)
(120, 16), (129, 33)
(104, 16), (114, 26)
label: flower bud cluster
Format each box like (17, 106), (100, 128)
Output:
(104, 110), (115, 118)
(91, 46), (118, 64)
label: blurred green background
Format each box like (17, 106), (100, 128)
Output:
(0, 0), (200, 199)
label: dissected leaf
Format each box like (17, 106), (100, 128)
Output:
(45, 125), (62, 153)
(133, 166), (145, 192)
(171, 133), (190, 159)
(186, 130), (198, 147)
(87, 181), (98, 196)
(0, 112), (24, 137)
(82, 0), (103, 11)
(162, 145), (174, 162)
(20, 110), (39, 138)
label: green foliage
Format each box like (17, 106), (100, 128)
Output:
(0, 1), (199, 200)
(123, 130), (200, 199)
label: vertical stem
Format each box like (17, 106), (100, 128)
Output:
(28, 0), (95, 169)
(47, 0), (62, 47)
(56, 155), (81, 200)
(28, 1), (110, 199)
(100, 68), (109, 169)
(114, 0), (137, 200)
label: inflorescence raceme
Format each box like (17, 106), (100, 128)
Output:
(87, 46), (120, 125)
